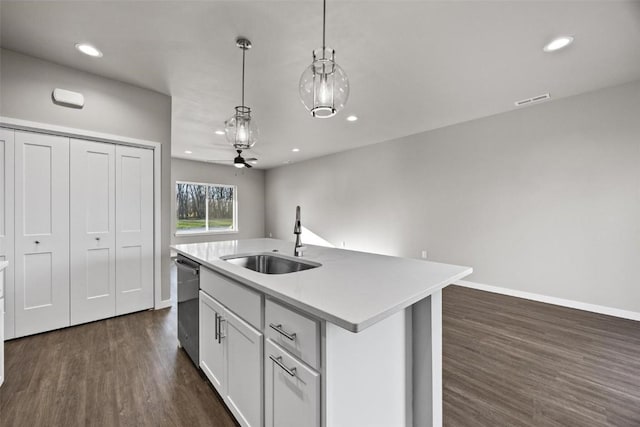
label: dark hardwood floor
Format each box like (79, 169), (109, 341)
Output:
(2, 284), (639, 426)
(0, 304), (238, 427)
(443, 285), (640, 427)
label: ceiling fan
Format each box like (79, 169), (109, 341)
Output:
(208, 149), (257, 169)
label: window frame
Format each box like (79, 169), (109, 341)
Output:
(175, 180), (238, 236)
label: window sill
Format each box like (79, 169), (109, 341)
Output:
(175, 230), (239, 237)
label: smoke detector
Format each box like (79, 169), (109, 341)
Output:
(515, 93), (551, 107)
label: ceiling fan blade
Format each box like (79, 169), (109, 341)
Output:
(245, 158), (258, 161)
(244, 162), (253, 168)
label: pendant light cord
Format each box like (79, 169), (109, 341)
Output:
(241, 45), (246, 107)
(322, 0), (326, 52)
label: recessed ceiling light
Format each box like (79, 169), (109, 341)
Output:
(215, 130), (225, 136)
(75, 43), (103, 57)
(292, 148), (300, 152)
(184, 150), (192, 154)
(543, 36), (574, 53)
(346, 115), (358, 122)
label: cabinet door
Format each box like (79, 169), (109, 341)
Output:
(199, 291), (226, 394)
(0, 129), (15, 339)
(70, 139), (116, 325)
(265, 339), (320, 427)
(224, 307), (263, 427)
(14, 131), (69, 337)
(115, 145), (153, 315)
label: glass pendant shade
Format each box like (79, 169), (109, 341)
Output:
(224, 106), (258, 150)
(299, 48), (349, 118)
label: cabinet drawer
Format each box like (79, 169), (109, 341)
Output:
(265, 339), (320, 427)
(200, 267), (262, 328)
(265, 299), (320, 369)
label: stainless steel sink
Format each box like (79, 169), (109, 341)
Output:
(221, 253), (321, 274)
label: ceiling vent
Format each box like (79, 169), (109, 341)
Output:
(514, 93), (550, 107)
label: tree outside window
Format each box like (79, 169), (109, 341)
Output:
(176, 182), (236, 234)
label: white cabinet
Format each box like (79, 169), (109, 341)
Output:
(115, 145), (154, 315)
(200, 290), (263, 427)
(0, 296), (4, 387)
(70, 139), (116, 324)
(265, 339), (320, 427)
(224, 303), (263, 427)
(70, 141), (153, 323)
(265, 299), (320, 369)
(14, 131), (70, 337)
(0, 129), (14, 340)
(1, 265), (5, 386)
(200, 290), (226, 392)
(2, 127), (156, 338)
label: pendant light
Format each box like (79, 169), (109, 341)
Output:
(224, 37), (258, 149)
(298, 0), (349, 118)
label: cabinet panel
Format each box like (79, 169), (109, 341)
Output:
(0, 129), (15, 339)
(200, 290), (225, 393)
(115, 145), (153, 315)
(70, 139), (116, 325)
(265, 339), (320, 427)
(225, 307), (263, 427)
(23, 252), (53, 308)
(85, 150), (111, 232)
(23, 144), (53, 235)
(14, 131), (69, 337)
(200, 267), (261, 329)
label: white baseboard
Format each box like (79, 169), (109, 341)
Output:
(154, 299), (173, 310)
(454, 280), (640, 322)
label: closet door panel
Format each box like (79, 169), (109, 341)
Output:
(115, 145), (153, 315)
(15, 131), (69, 337)
(70, 139), (116, 325)
(0, 129), (15, 339)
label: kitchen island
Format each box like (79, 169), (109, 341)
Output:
(173, 238), (471, 427)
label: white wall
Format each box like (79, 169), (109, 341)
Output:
(265, 80), (640, 313)
(0, 49), (174, 301)
(171, 158), (265, 245)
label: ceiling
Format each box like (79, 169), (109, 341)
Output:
(2, 1), (640, 169)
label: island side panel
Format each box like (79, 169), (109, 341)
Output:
(323, 308), (411, 427)
(412, 290), (442, 427)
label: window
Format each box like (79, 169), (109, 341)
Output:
(176, 182), (237, 235)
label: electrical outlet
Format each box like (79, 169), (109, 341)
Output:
(421, 250), (427, 259)
(342, 241), (346, 248)
(269, 232), (272, 238)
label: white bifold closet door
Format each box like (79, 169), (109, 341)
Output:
(0, 129), (15, 339)
(115, 145), (154, 315)
(14, 131), (70, 337)
(70, 139), (116, 325)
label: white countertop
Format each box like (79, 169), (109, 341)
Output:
(172, 239), (472, 332)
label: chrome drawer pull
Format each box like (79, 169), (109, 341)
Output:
(269, 355), (297, 377)
(218, 317), (226, 344)
(269, 323), (296, 341)
(215, 313), (219, 341)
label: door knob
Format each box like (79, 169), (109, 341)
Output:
(34, 240), (40, 244)
(95, 237), (101, 241)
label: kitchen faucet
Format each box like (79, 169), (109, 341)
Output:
(294, 205), (304, 257)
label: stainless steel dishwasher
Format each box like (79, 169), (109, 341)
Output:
(176, 255), (200, 367)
